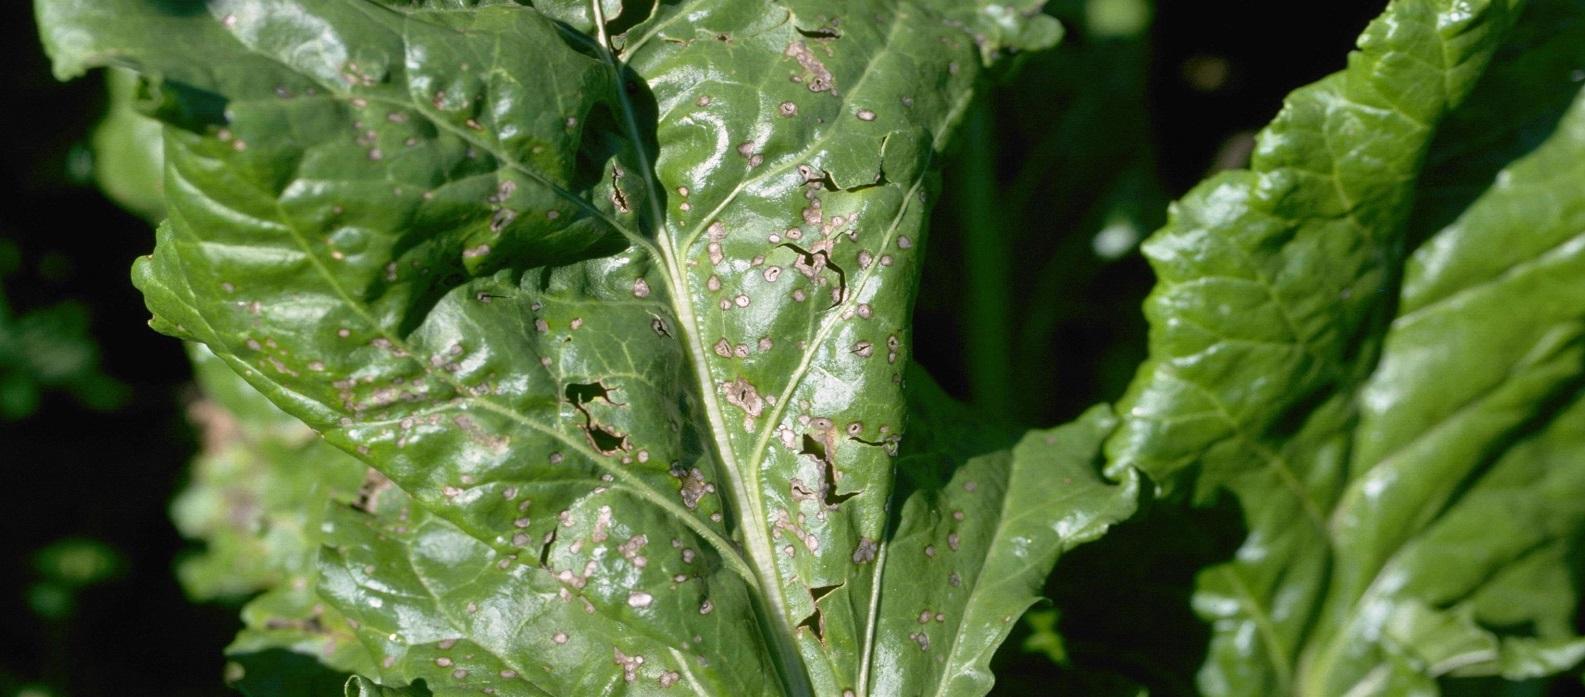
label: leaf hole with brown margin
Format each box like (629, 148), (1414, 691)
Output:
(795, 24), (842, 40)
(778, 242), (847, 309)
(799, 435), (860, 506)
(796, 583), (844, 641)
(538, 526), (557, 568)
(564, 381), (629, 454)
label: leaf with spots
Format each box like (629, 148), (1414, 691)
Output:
(869, 372), (1138, 697)
(36, 0), (1083, 695)
(1105, 0), (1585, 693)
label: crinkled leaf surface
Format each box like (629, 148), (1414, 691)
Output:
(35, 1), (1126, 695)
(1107, 0), (1585, 693)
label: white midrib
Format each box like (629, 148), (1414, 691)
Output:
(588, 4), (811, 695)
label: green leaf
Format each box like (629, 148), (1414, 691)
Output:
(37, 1), (1109, 695)
(228, 649), (355, 697)
(92, 67), (166, 222)
(1106, 0), (1585, 693)
(1107, 0), (1526, 496)
(869, 378), (1138, 697)
(345, 675), (432, 697)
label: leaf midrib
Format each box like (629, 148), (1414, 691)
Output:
(585, 2), (813, 695)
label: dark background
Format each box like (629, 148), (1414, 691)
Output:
(0, 1), (1467, 695)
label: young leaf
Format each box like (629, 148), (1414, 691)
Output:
(36, 1), (1117, 695)
(92, 67), (166, 222)
(1108, 0), (1585, 693)
(870, 372), (1138, 696)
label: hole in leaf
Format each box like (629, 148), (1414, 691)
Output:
(796, 584), (843, 641)
(565, 381), (627, 453)
(823, 458), (858, 507)
(799, 434), (827, 461)
(354, 468), (393, 514)
(587, 425), (627, 454)
(795, 25), (842, 40)
(778, 242), (847, 309)
(538, 526), (557, 568)
(564, 382), (617, 406)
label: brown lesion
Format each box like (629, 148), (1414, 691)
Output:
(779, 241), (847, 309)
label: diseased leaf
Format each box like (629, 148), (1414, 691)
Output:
(1106, 0), (1585, 693)
(173, 343), (375, 673)
(37, 1), (1108, 695)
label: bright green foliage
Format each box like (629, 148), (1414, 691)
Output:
(1107, 0), (1585, 693)
(93, 68), (166, 222)
(36, 1), (1136, 695)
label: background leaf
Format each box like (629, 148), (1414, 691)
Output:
(1104, 0), (1585, 694)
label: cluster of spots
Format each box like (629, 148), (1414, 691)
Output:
(214, 127), (248, 152)
(322, 335), (502, 436)
(529, 487), (726, 666)
(784, 41), (837, 94)
(851, 537), (878, 564)
(238, 333), (301, 378)
(613, 648), (644, 683)
(417, 638), (531, 693)
(721, 377), (767, 431)
(453, 414), (509, 452)
(338, 59), (386, 89)
(899, 506), (975, 653)
(668, 462), (719, 512)
(771, 505), (822, 559)
(692, 170), (873, 351)
(483, 179), (522, 238)
(737, 140), (765, 169)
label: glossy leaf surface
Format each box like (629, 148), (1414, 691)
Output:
(1107, 0), (1585, 693)
(36, 1), (1136, 695)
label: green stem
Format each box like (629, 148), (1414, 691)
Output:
(958, 99), (1014, 421)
